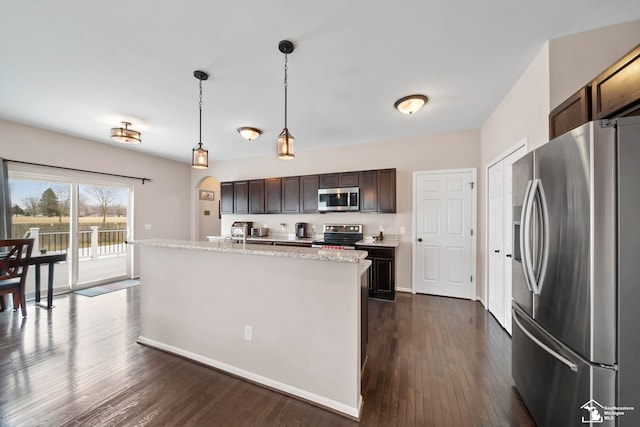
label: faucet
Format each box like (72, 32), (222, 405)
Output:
(222, 235), (234, 247)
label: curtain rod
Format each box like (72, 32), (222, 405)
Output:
(5, 160), (152, 184)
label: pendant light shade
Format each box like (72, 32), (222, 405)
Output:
(192, 70), (209, 169)
(277, 40), (295, 160)
(192, 142), (208, 169)
(111, 121), (141, 144)
(277, 128), (295, 160)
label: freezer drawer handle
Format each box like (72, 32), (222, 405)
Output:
(512, 309), (578, 372)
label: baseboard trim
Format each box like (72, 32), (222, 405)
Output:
(137, 335), (361, 420)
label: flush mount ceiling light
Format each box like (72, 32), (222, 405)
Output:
(277, 40), (295, 160)
(238, 127), (262, 141)
(394, 94), (429, 115)
(110, 121), (141, 144)
(192, 70), (209, 169)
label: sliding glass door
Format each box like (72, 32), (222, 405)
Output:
(8, 178), (72, 297)
(8, 173), (133, 294)
(76, 184), (129, 286)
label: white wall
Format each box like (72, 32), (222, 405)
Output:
(191, 129), (481, 291)
(478, 42), (550, 303)
(0, 119), (192, 276)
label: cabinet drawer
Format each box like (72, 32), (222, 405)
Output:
(356, 245), (394, 259)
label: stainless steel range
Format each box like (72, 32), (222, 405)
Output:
(312, 224), (363, 250)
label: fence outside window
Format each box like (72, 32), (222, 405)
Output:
(28, 227), (126, 257)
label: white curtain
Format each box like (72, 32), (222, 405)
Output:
(0, 158), (11, 239)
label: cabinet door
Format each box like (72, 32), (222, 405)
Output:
(249, 179), (265, 214)
(318, 173), (339, 188)
(592, 44), (640, 120)
(281, 176), (300, 213)
(377, 168), (396, 213)
(265, 178), (282, 214)
(549, 86), (591, 139)
(371, 257), (394, 300)
(358, 246), (396, 300)
(234, 181), (249, 214)
(220, 182), (234, 214)
(300, 175), (318, 213)
(359, 170), (378, 212)
(339, 172), (359, 187)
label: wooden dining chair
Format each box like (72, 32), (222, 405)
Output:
(0, 239), (34, 317)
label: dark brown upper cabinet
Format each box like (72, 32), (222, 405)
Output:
(318, 172), (359, 188)
(592, 44), (640, 120)
(248, 179), (265, 214)
(359, 170), (378, 212)
(281, 176), (300, 213)
(265, 178), (282, 214)
(220, 168), (395, 215)
(300, 175), (319, 213)
(549, 86), (591, 140)
(377, 168), (397, 213)
(220, 182), (234, 214)
(359, 169), (396, 213)
(233, 181), (249, 214)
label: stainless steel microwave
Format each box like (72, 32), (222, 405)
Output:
(318, 187), (360, 212)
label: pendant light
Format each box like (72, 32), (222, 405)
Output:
(192, 70), (209, 169)
(111, 121), (141, 144)
(277, 40), (295, 160)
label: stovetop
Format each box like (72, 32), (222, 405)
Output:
(312, 224), (363, 248)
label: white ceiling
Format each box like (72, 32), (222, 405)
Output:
(2, 1), (639, 164)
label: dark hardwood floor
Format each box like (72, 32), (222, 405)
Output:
(0, 288), (534, 426)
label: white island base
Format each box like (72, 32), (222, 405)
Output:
(133, 239), (369, 419)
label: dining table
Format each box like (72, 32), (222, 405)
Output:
(30, 252), (67, 309)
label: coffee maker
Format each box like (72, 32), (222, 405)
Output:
(295, 222), (307, 238)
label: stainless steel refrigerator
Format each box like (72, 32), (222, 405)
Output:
(512, 117), (640, 426)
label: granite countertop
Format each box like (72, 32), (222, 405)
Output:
(131, 239), (368, 263)
(355, 239), (401, 248)
(360, 259), (372, 276)
(206, 234), (401, 248)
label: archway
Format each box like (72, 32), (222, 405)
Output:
(195, 176), (221, 241)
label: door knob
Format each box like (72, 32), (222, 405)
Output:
(506, 254), (512, 258)
(494, 249), (500, 253)
(417, 238), (423, 242)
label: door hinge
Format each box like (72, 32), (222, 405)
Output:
(470, 229), (474, 236)
(470, 182), (474, 189)
(470, 275), (473, 282)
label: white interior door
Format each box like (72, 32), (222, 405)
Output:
(487, 145), (526, 333)
(488, 161), (505, 326)
(414, 171), (474, 299)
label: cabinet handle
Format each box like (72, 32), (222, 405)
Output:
(417, 238), (423, 242)
(494, 249), (500, 253)
(506, 254), (512, 258)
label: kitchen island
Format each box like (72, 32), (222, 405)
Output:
(131, 239), (369, 419)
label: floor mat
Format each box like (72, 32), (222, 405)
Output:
(73, 279), (140, 297)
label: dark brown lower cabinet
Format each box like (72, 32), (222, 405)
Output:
(357, 245), (395, 300)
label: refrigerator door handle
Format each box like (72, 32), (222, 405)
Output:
(512, 308), (578, 372)
(522, 180), (538, 293)
(534, 179), (550, 294)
